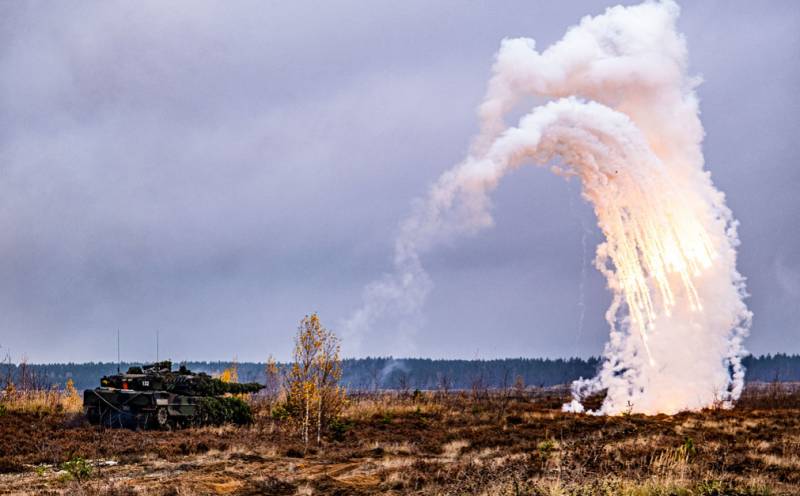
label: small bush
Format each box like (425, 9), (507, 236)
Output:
(328, 417), (353, 441)
(537, 439), (556, 458)
(60, 456), (92, 481)
(695, 480), (724, 496)
(678, 436), (696, 462)
(271, 403), (290, 421)
(198, 396), (254, 425)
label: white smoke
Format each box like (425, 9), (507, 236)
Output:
(343, 0), (751, 414)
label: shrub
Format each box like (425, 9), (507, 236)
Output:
(328, 417), (352, 441)
(695, 480), (724, 496)
(198, 396), (254, 425)
(271, 403), (291, 421)
(678, 436), (696, 462)
(60, 456), (92, 481)
(537, 439), (556, 458)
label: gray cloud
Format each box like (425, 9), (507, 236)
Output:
(0, 1), (797, 362)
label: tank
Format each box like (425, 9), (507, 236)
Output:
(83, 361), (264, 429)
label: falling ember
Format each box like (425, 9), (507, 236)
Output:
(344, 0), (751, 415)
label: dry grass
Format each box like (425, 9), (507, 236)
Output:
(0, 388), (83, 415)
(341, 392), (445, 421)
(0, 384), (798, 494)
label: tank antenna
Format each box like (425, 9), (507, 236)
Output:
(156, 329), (159, 363)
(116, 329), (120, 374)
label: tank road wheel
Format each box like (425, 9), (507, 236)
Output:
(154, 407), (170, 430)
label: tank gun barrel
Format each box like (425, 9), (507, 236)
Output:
(222, 382), (265, 394)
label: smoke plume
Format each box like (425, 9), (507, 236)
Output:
(343, 0), (751, 414)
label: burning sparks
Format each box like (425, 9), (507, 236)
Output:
(593, 170), (717, 358)
(484, 99), (724, 372)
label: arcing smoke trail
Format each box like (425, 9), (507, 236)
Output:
(343, 0), (751, 414)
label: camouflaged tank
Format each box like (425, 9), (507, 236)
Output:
(83, 361), (264, 429)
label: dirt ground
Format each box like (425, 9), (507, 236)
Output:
(1, 386), (799, 495)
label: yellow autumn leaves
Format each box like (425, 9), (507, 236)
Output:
(285, 313), (346, 445)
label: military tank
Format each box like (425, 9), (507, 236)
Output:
(83, 361), (264, 429)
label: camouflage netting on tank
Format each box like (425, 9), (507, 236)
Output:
(197, 396), (253, 425)
(164, 374), (263, 396)
(107, 361), (264, 397)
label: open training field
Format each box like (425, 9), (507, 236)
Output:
(1, 384), (799, 496)
(1, 0), (798, 494)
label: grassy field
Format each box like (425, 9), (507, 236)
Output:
(1, 384), (799, 495)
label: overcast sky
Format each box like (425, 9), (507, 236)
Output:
(0, 1), (798, 363)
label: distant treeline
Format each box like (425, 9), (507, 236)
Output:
(3, 354), (799, 392)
